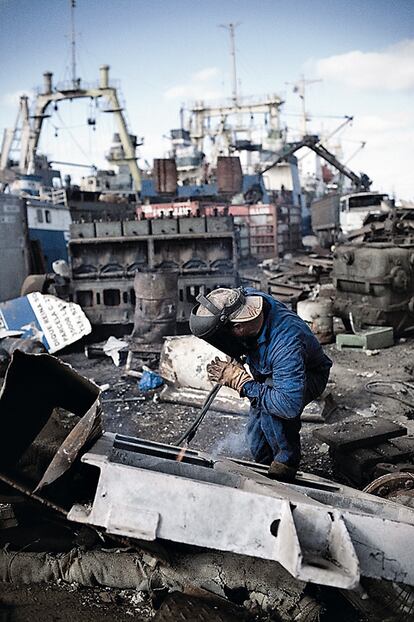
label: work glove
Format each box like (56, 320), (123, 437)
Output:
(207, 357), (253, 395)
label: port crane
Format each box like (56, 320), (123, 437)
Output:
(261, 134), (371, 191)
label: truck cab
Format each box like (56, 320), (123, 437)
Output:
(339, 192), (391, 235)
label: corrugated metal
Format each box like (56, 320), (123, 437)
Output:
(216, 157), (243, 194)
(0, 194), (30, 301)
(153, 158), (177, 194)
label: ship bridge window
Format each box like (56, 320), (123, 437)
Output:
(37, 209), (43, 223)
(45, 210), (52, 223)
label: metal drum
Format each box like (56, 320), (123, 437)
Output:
(297, 299), (334, 344)
(132, 270), (178, 343)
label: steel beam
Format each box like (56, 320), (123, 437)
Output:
(67, 433), (414, 590)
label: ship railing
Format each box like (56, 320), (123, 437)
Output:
(34, 79), (121, 95)
(39, 188), (68, 207)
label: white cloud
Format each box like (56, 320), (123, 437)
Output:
(316, 39), (414, 91)
(164, 66), (222, 101)
(2, 89), (34, 106)
(343, 113), (414, 199)
(193, 67), (219, 82)
(349, 112), (412, 134)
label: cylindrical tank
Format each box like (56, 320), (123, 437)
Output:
(297, 299), (333, 345)
(43, 71), (53, 94)
(132, 270), (178, 343)
(99, 65), (110, 89)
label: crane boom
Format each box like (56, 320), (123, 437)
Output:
(261, 134), (371, 191)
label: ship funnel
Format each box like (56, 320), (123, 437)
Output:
(43, 72), (53, 95)
(99, 65), (110, 89)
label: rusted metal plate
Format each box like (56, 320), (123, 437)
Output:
(0, 351), (100, 487)
(216, 157), (242, 195)
(35, 398), (102, 492)
(153, 158), (177, 194)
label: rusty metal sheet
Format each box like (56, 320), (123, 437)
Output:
(35, 397), (102, 492)
(0, 351), (100, 483)
(154, 158), (178, 194)
(216, 157), (242, 195)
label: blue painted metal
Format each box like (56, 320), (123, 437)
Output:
(28, 228), (69, 269)
(0, 295), (50, 350)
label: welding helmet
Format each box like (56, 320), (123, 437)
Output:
(189, 287), (263, 359)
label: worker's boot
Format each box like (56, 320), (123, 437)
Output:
(268, 461), (297, 483)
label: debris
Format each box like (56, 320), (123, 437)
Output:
(313, 416), (407, 451)
(138, 370), (164, 392)
(160, 385), (250, 416)
(365, 379), (414, 409)
(84, 344), (107, 359)
(318, 443), (330, 454)
(103, 336), (129, 366)
(297, 298), (333, 344)
(336, 326), (394, 351)
(313, 416), (414, 485)
(0, 502), (18, 529)
(67, 432), (414, 588)
(0, 350), (100, 490)
(0, 293), (91, 353)
(102, 397), (145, 404)
(333, 240), (414, 336)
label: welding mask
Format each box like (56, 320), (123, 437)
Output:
(189, 287), (250, 359)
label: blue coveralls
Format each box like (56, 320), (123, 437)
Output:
(241, 288), (332, 468)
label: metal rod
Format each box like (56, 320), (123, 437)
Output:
(0, 471), (67, 516)
(176, 383), (222, 446)
(70, 0), (77, 88)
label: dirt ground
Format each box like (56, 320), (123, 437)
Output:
(2, 334), (414, 620)
(60, 334), (414, 478)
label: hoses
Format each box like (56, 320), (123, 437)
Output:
(365, 379), (414, 409)
(175, 383), (222, 446)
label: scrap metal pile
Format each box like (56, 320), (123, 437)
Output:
(333, 208), (414, 334)
(1, 351), (414, 622)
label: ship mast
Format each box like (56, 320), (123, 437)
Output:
(220, 22), (240, 106)
(70, 0), (79, 88)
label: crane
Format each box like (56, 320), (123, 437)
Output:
(261, 134), (371, 191)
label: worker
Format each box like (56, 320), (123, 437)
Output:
(190, 287), (332, 482)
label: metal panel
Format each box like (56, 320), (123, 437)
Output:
(122, 219), (150, 236)
(153, 158), (178, 194)
(216, 157), (243, 194)
(178, 217), (206, 234)
(0, 194), (30, 301)
(206, 216), (234, 233)
(95, 221), (123, 237)
(151, 218), (178, 235)
(68, 433), (414, 589)
(70, 222), (96, 239)
(311, 194), (340, 231)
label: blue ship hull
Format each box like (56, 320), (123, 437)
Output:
(29, 227), (69, 270)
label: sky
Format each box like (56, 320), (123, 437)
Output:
(0, 0), (413, 199)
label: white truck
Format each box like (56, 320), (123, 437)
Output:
(311, 191), (392, 247)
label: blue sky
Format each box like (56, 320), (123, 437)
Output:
(1, 0), (413, 198)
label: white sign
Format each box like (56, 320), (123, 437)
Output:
(27, 293), (92, 353)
